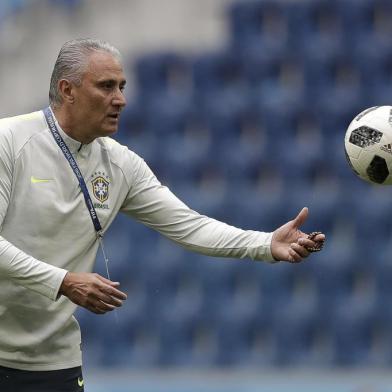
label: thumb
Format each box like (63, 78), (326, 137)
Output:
(292, 207), (308, 229)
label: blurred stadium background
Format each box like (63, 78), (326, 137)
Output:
(2, 0), (392, 390)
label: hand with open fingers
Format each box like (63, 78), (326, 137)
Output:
(59, 272), (128, 314)
(270, 207), (326, 263)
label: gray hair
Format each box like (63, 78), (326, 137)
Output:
(49, 38), (122, 107)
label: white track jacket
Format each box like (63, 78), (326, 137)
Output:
(0, 110), (274, 370)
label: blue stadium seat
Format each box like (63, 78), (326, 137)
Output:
(154, 268), (204, 327)
(185, 320), (220, 367)
(303, 52), (366, 116)
(338, 0), (392, 40)
(224, 181), (287, 231)
(273, 297), (322, 366)
(374, 249), (392, 300)
(228, 0), (290, 58)
(215, 316), (268, 366)
(285, 182), (341, 235)
(143, 90), (194, 137)
(155, 315), (193, 366)
(193, 51), (245, 94)
(101, 316), (161, 367)
(251, 60), (306, 118)
(238, 48), (290, 90)
(352, 186), (392, 260)
(134, 52), (191, 95)
(196, 256), (239, 296)
(117, 103), (164, 173)
(213, 262), (266, 323)
(292, 0), (346, 62)
(240, 318), (278, 366)
(329, 292), (377, 365)
(266, 105), (328, 182)
(310, 238), (357, 310)
(362, 51), (392, 104)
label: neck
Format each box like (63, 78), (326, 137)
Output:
(52, 105), (94, 144)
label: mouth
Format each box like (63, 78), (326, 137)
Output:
(107, 113), (120, 121)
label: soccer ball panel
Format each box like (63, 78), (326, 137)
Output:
(367, 155), (389, 184)
(348, 126), (383, 148)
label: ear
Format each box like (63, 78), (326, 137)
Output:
(58, 79), (75, 104)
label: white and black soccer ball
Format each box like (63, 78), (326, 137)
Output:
(345, 106), (392, 185)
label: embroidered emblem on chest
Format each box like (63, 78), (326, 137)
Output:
(91, 176), (109, 203)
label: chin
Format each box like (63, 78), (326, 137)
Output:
(102, 127), (118, 137)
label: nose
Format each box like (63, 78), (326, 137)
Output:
(112, 88), (127, 108)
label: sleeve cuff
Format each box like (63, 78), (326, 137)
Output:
(250, 232), (279, 263)
(51, 268), (69, 301)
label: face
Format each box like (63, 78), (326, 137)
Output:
(70, 51), (127, 141)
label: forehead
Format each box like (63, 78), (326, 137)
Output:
(84, 51), (125, 82)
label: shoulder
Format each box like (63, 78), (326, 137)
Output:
(98, 136), (143, 165)
(97, 137), (156, 186)
(0, 111), (45, 132)
(0, 111), (47, 147)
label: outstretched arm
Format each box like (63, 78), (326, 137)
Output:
(122, 154), (325, 263)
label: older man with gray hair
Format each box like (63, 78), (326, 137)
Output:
(0, 38), (324, 391)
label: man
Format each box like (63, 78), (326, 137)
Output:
(0, 39), (325, 391)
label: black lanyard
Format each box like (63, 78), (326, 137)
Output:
(43, 107), (103, 235)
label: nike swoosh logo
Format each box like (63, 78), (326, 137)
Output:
(78, 377), (84, 387)
(31, 176), (53, 184)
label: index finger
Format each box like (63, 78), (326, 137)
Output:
(314, 233), (325, 242)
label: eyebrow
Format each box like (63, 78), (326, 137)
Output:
(97, 79), (127, 85)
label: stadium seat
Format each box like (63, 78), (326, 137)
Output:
(134, 52), (191, 95)
(228, 0), (290, 58)
(352, 186), (392, 261)
(329, 292), (377, 365)
(273, 297), (322, 366)
(310, 236), (357, 310)
(293, 0), (345, 62)
(338, 0), (392, 39)
(192, 51), (245, 94)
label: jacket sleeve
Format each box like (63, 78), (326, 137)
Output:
(120, 153), (275, 262)
(0, 127), (67, 301)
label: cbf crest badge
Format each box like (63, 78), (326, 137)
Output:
(91, 173), (109, 204)
(92, 176), (109, 202)
(90, 171), (110, 210)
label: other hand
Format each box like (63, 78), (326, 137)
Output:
(59, 272), (127, 314)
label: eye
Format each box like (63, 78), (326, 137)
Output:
(99, 81), (115, 90)
(119, 83), (126, 92)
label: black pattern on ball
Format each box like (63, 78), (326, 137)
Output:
(349, 126), (383, 148)
(366, 155), (389, 184)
